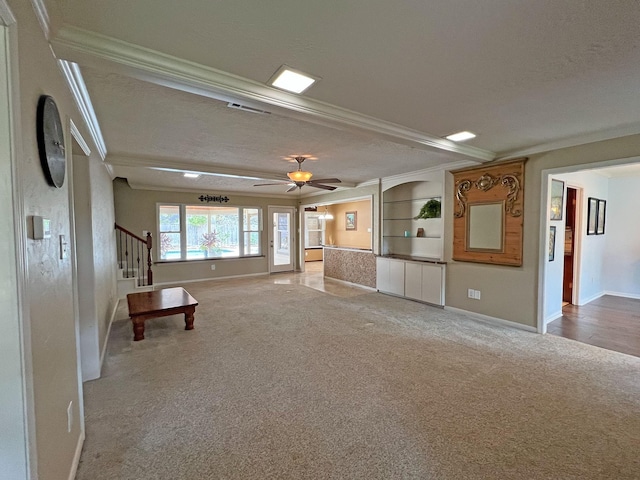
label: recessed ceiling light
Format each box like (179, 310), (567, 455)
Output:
(183, 173), (200, 179)
(446, 131), (476, 142)
(269, 65), (319, 94)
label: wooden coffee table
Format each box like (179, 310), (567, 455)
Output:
(126, 287), (198, 341)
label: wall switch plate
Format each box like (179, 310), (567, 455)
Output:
(32, 216), (51, 239)
(468, 288), (475, 298)
(59, 235), (68, 259)
(210, 264), (216, 270)
(474, 290), (481, 300)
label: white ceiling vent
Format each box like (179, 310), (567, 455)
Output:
(227, 102), (270, 114)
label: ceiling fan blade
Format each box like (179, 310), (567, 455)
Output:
(286, 184), (299, 192)
(308, 183), (337, 191)
(308, 178), (341, 184)
(254, 182), (289, 186)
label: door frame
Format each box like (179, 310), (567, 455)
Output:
(267, 206), (296, 273)
(564, 185), (583, 306)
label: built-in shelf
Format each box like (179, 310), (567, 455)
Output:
(382, 184), (443, 259)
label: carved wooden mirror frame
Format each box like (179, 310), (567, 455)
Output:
(452, 158), (526, 266)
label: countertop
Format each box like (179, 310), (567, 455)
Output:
(379, 254), (446, 265)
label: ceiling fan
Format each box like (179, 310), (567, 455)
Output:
(254, 156), (342, 192)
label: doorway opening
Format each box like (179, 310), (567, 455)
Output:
(562, 187), (578, 306)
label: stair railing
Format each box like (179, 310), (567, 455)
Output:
(115, 223), (153, 286)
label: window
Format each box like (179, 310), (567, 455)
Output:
(304, 211), (325, 248)
(158, 204), (262, 261)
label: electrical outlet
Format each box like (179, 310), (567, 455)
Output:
(210, 264), (216, 271)
(468, 289), (475, 298)
(474, 290), (481, 300)
(67, 401), (73, 433)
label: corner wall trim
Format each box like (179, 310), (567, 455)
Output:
(67, 431), (85, 480)
(445, 306), (538, 333)
(100, 299), (119, 371)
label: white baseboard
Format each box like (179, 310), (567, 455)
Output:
(545, 309), (563, 326)
(67, 431), (85, 480)
(444, 306), (538, 333)
(100, 298), (119, 370)
(577, 291), (605, 306)
(324, 276), (376, 291)
(153, 272), (268, 287)
(604, 290), (640, 300)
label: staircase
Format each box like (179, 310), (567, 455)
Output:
(115, 224), (154, 299)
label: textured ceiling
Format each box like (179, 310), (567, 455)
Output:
(52, 0), (640, 193)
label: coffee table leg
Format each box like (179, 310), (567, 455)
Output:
(184, 307), (195, 331)
(132, 318), (145, 341)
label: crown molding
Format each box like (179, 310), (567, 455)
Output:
(51, 26), (496, 162)
(125, 179), (295, 200)
(496, 123), (640, 160)
(107, 154), (357, 187)
(58, 60), (107, 160)
(29, 0), (49, 38)
(69, 119), (90, 156)
(0, 0), (15, 26)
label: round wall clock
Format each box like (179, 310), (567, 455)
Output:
(36, 95), (66, 188)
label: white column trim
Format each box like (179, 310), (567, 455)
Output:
(58, 60), (107, 160)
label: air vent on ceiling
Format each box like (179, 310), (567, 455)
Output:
(227, 102), (271, 114)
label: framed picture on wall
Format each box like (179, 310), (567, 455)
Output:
(345, 211), (357, 230)
(549, 226), (556, 261)
(550, 179), (564, 220)
(587, 197), (598, 235)
(596, 199), (606, 235)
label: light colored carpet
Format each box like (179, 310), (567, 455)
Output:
(77, 274), (640, 479)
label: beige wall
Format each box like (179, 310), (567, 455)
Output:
(324, 199), (372, 249)
(299, 184), (379, 253)
(444, 134), (640, 328)
(113, 179), (297, 283)
(4, 0), (113, 477)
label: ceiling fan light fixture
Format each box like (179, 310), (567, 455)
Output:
(269, 65), (318, 94)
(287, 170), (313, 182)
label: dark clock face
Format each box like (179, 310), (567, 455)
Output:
(37, 95), (66, 188)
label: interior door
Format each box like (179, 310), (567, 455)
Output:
(268, 206), (295, 272)
(562, 187), (577, 303)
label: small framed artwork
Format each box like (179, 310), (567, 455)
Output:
(596, 199), (606, 235)
(345, 211), (357, 230)
(550, 179), (564, 220)
(587, 197), (598, 235)
(549, 226), (556, 261)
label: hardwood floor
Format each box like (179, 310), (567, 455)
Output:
(547, 295), (640, 357)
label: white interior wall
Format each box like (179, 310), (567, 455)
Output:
(544, 170), (611, 323)
(602, 175), (640, 298)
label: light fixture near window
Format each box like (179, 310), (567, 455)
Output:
(317, 206), (333, 220)
(268, 65), (320, 94)
(183, 173), (200, 179)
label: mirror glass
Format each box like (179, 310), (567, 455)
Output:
(467, 202), (504, 251)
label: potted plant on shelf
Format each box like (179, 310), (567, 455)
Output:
(414, 199), (441, 219)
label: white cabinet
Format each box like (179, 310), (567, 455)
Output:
(376, 257), (405, 296)
(378, 257), (445, 306)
